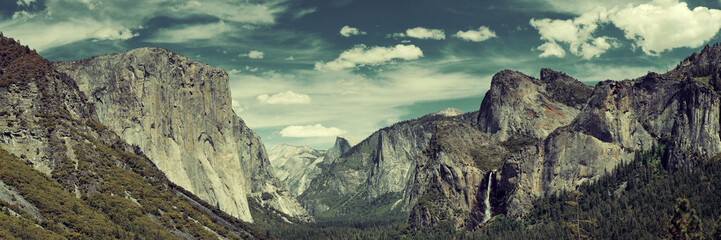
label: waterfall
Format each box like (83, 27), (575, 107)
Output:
(483, 171), (493, 223)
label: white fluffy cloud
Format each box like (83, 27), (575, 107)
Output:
(530, 7), (617, 59)
(257, 91), (311, 105)
(530, 0), (721, 58)
(611, 0), (721, 55)
(280, 124), (346, 137)
(314, 44), (423, 71)
(395, 27), (446, 40)
(240, 50), (265, 59)
(536, 41), (566, 57)
(340, 26), (367, 37)
(454, 26), (497, 42)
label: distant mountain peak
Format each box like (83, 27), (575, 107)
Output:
(667, 43), (721, 80)
(434, 107), (464, 117)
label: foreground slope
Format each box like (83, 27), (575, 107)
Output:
(0, 35), (260, 239)
(55, 48), (310, 222)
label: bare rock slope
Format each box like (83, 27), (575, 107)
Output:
(55, 47), (310, 222)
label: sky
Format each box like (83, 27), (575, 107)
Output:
(2, 0), (721, 149)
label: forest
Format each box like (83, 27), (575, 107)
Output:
(251, 144), (721, 239)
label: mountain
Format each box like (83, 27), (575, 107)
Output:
(0, 35), (261, 238)
(433, 108), (464, 117)
(299, 45), (721, 230)
(299, 111), (466, 221)
(269, 145), (325, 197)
(53, 47), (311, 223)
(477, 68), (592, 141)
(269, 136), (360, 196)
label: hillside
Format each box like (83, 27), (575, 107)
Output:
(0, 35), (262, 239)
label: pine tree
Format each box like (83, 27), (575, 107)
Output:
(711, 216), (721, 240)
(669, 198), (703, 240)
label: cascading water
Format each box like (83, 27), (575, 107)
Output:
(482, 171), (493, 223)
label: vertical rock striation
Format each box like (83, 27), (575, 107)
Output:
(54, 47), (310, 222)
(477, 69), (592, 141)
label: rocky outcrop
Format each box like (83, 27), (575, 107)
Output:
(0, 35), (259, 239)
(54, 47), (310, 222)
(269, 145), (325, 197)
(477, 69), (592, 141)
(299, 113), (465, 220)
(407, 121), (508, 230)
(323, 136), (360, 165)
(269, 136), (359, 197)
(501, 71), (721, 218)
(0, 38), (99, 176)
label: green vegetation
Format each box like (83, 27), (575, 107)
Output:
(477, 144), (721, 239)
(258, 144), (721, 239)
(0, 34), (262, 239)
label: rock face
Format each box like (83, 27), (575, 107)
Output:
(300, 45), (721, 230)
(54, 47), (310, 222)
(323, 136), (360, 165)
(0, 35), (258, 239)
(0, 39), (98, 177)
(477, 69), (592, 141)
(269, 145), (325, 197)
(498, 60), (721, 217)
(269, 136), (359, 197)
(407, 121), (508, 230)
(299, 113), (460, 220)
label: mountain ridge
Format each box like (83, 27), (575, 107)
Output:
(54, 46), (311, 223)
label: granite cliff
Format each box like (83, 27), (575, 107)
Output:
(298, 110), (474, 221)
(0, 35), (260, 239)
(269, 136), (359, 197)
(54, 47), (310, 223)
(299, 45), (721, 230)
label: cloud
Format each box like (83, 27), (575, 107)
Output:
(536, 41), (566, 58)
(0, 0), (289, 51)
(454, 26), (497, 42)
(232, 99), (246, 113)
(395, 27), (446, 40)
(240, 50), (265, 59)
(530, 0), (721, 58)
(522, 0), (646, 15)
(257, 91), (311, 105)
(314, 44), (423, 71)
(146, 21), (228, 43)
(1, 18), (139, 51)
(228, 61), (492, 145)
(293, 7), (317, 19)
(340, 26), (367, 37)
(610, 0), (721, 55)
(280, 124), (346, 137)
(228, 69), (242, 75)
(16, 0), (35, 6)
(170, 0), (287, 24)
(529, 7), (618, 59)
